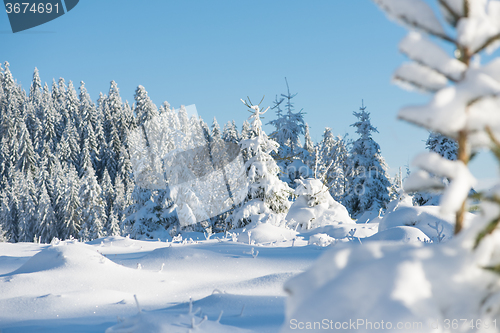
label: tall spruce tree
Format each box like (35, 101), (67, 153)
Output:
(317, 128), (349, 203)
(222, 120), (240, 144)
(134, 85), (158, 126)
(344, 102), (391, 217)
(79, 160), (106, 241)
(267, 79), (306, 159)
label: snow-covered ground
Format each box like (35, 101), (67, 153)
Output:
(0, 227), (339, 333)
(1, 205), (499, 333)
(0, 215), (378, 333)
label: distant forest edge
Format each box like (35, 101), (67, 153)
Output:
(0, 62), (450, 243)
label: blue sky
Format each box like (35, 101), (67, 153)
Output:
(1, 0), (498, 186)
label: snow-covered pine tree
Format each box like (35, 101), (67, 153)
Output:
(211, 117), (222, 141)
(55, 163), (81, 240)
(35, 183), (57, 243)
(39, 84), (58, 153)
(241, 120), (251, 140)
(27, 68), (42, 144)
(222, 120), (240, 143)
(161, 101), (180, 131)
(413, 132), (459, 206)
(267, 79), (306, 159)
(62, 119), (81, 170)
(100, 166), (123, 236)
(13, 170), (37, 242)
(116, 146), (134, 206)
(78, 81), (100, 170)
(229, 98), (292, 227)
(100, 168), (114, 218)
(134, 85), (158, 127)
(389, 166), (403, 201)
(106, 207), (121, 237)
(16, 119), (38, 176)
(53, 78), (68, 142)
(178, 105), (190, 139)
(38, 141), (57, 199)
(79, 154), (107, 241)
(3, 174), (19, 242)
(112, 174), (127, 229)
(0, 187), (10, 242)
(426, 132), (458, 160)
(1, 62), (23, 175)
(121, 101), (136, 143)
(343, 102), (391, 217)
(317, 128), (349, 203)
(301, 123), (315, 167)
(65, 81), (80, 137)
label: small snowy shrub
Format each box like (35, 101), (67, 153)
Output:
(286, 178), (351, 230)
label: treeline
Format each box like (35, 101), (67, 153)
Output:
(0, 62), (396, 243)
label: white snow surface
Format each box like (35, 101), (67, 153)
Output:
(0, 236), (322, 332)
(283, 224), (500, 333)
(0, 203), (496, 333)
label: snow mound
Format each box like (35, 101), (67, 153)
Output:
(363, 226), (430, 243)
(286, 179), (352, 230)
(238, 222), (298, 244)
(10, 241), (114, 275)
(308, 233), (336, 247)
(282, 232), (500, 333)
(378, 205), (464, 241)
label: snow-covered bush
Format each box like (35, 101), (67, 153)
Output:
(228, 98), (293, 228)
(286, 178), (351, 231)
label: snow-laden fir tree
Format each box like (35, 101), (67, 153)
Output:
(12, 170), (37, 242)
(211, 117), (221, 141)
(35, 183), (57, 243)
(267, 79), (306, 160)
(222, 120), (240, 143)
(426, 132), (458, 160)
(100, 168), (114, 219)
(65, 81), (80, 136)
(343, 102), (391, 217)
(16, 119), (38, 176)
(413, 132), (459, 206)
(134, 85), (158, 127)
(55, 163), (81, 240)
(317, 128), (349, 203)
(229, 98), (292, 228)
(112, 174), (127, 230)
(27, 68), (42, 144)
(0, 186), (11, 242)
(78, 143), (107, 241)
(241, 120), (251, 140)
(300, 123), (315, 168)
